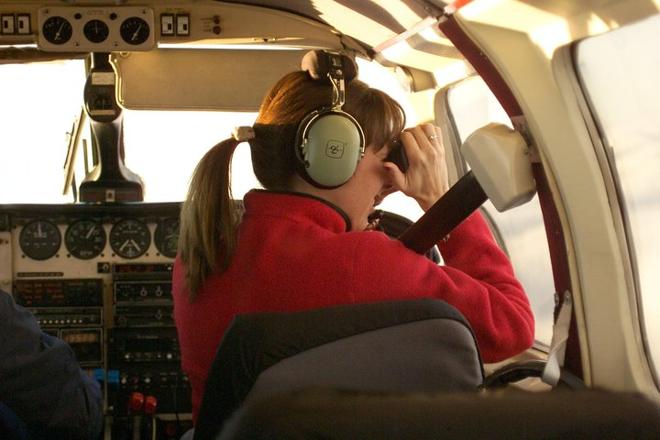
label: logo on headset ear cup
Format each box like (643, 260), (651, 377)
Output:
(298, 110), (365, 188)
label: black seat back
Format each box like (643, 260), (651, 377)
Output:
(218, 388), (660, 440)
(193, 299), (483, 440)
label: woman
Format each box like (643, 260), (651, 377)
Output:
(172, 60), (534, 421)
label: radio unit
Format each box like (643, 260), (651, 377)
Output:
(109, 328), (180, 364)
(61, 328), (103, 366)
(114, 280), (172, 303)
(115, 305), (174, 327)
(14, 278), (103, 307)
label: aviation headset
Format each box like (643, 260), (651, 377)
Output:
(295, 50), (365, 189)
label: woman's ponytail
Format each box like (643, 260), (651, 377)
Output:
(178, 137), (240, 301)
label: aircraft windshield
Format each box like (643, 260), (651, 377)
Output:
(0, 57), (422, 220)
(1, 60), (86, 204)
(0, 59), (259, 203)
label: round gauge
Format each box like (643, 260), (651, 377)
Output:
(120, 17), (150, 45)
(154, 218), (180, 258)
(19, 220), (62, 260)
(83, 19), (109, 43)
(42, 16), (73, 45)
(109, 219), (151, 259)
(65, 219), (106, 260)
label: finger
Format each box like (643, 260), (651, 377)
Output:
(420, 125), (444, 160)
(429, 126), (445, 156)
(400, 129), (418, 150)
(421, 123), (436, 139)
(399, 130), (422, 162)
(430, 125), (442, 145)
(380, 185), (398, 198)
(409, 126), (433, 151)
(421, 124), (442, 149)
(383, 162), (407, 190)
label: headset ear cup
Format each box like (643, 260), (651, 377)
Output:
(296, 110), (365, 188)
(294, 110), (319, 186)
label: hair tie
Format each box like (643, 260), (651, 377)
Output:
(232, 126), (256, 142)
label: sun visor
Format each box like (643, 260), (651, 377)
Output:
(113, 49), (303, 111)
(461, 123), (536, 212)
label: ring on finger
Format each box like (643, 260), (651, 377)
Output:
(428, 134), (439, 141)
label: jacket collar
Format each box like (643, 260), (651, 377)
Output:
(243, 190), (351, 232)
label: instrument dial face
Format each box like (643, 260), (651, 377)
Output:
(83, 19), (109, 43)
(120, 17), (150, 45)
(109, 219), (151, 259)
(154, 218), (180, 258)
(19, 220), (62, 260)
(42, 16), (73, 45)
(65, 219), (107, 260)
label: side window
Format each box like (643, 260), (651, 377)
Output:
(443, 77), (555, 347)
(0, 60), (86, 203)
(575, 15), (660, 384)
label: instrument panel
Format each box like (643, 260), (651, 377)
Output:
(14, 212), (180, 262)
(0, 202), (417, 439)
(0, 202), (190, 439)
(37, 6), (155, 52)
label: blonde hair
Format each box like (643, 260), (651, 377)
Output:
(179, 71), (405, 300)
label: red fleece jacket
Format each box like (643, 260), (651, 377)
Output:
(172, 190), (534, 421)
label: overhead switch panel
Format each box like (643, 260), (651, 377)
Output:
(37, 7), (155, 52)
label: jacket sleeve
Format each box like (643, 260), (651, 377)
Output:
(351, 211), (534, 363)
(0, 291), (103, 440)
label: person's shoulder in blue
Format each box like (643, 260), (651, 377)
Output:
(0, 290), (103, 440)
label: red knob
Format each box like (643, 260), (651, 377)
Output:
(129, 391), (145, 413)
(144, 395), (158, 415)
(165, 422), (177, 437)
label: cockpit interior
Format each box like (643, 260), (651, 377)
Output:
(1, 1), (659, 439)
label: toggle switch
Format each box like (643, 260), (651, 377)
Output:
(1, 15), (15, 34)
(176, 14), (190, 36)
(16, 14), (30, 35)
(160, 14), (174, 36)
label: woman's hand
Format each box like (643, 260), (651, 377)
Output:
(383, 124), (449, 211)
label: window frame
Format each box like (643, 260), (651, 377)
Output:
(436, 75), (555, 350)
(569, 26), (660, 387)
